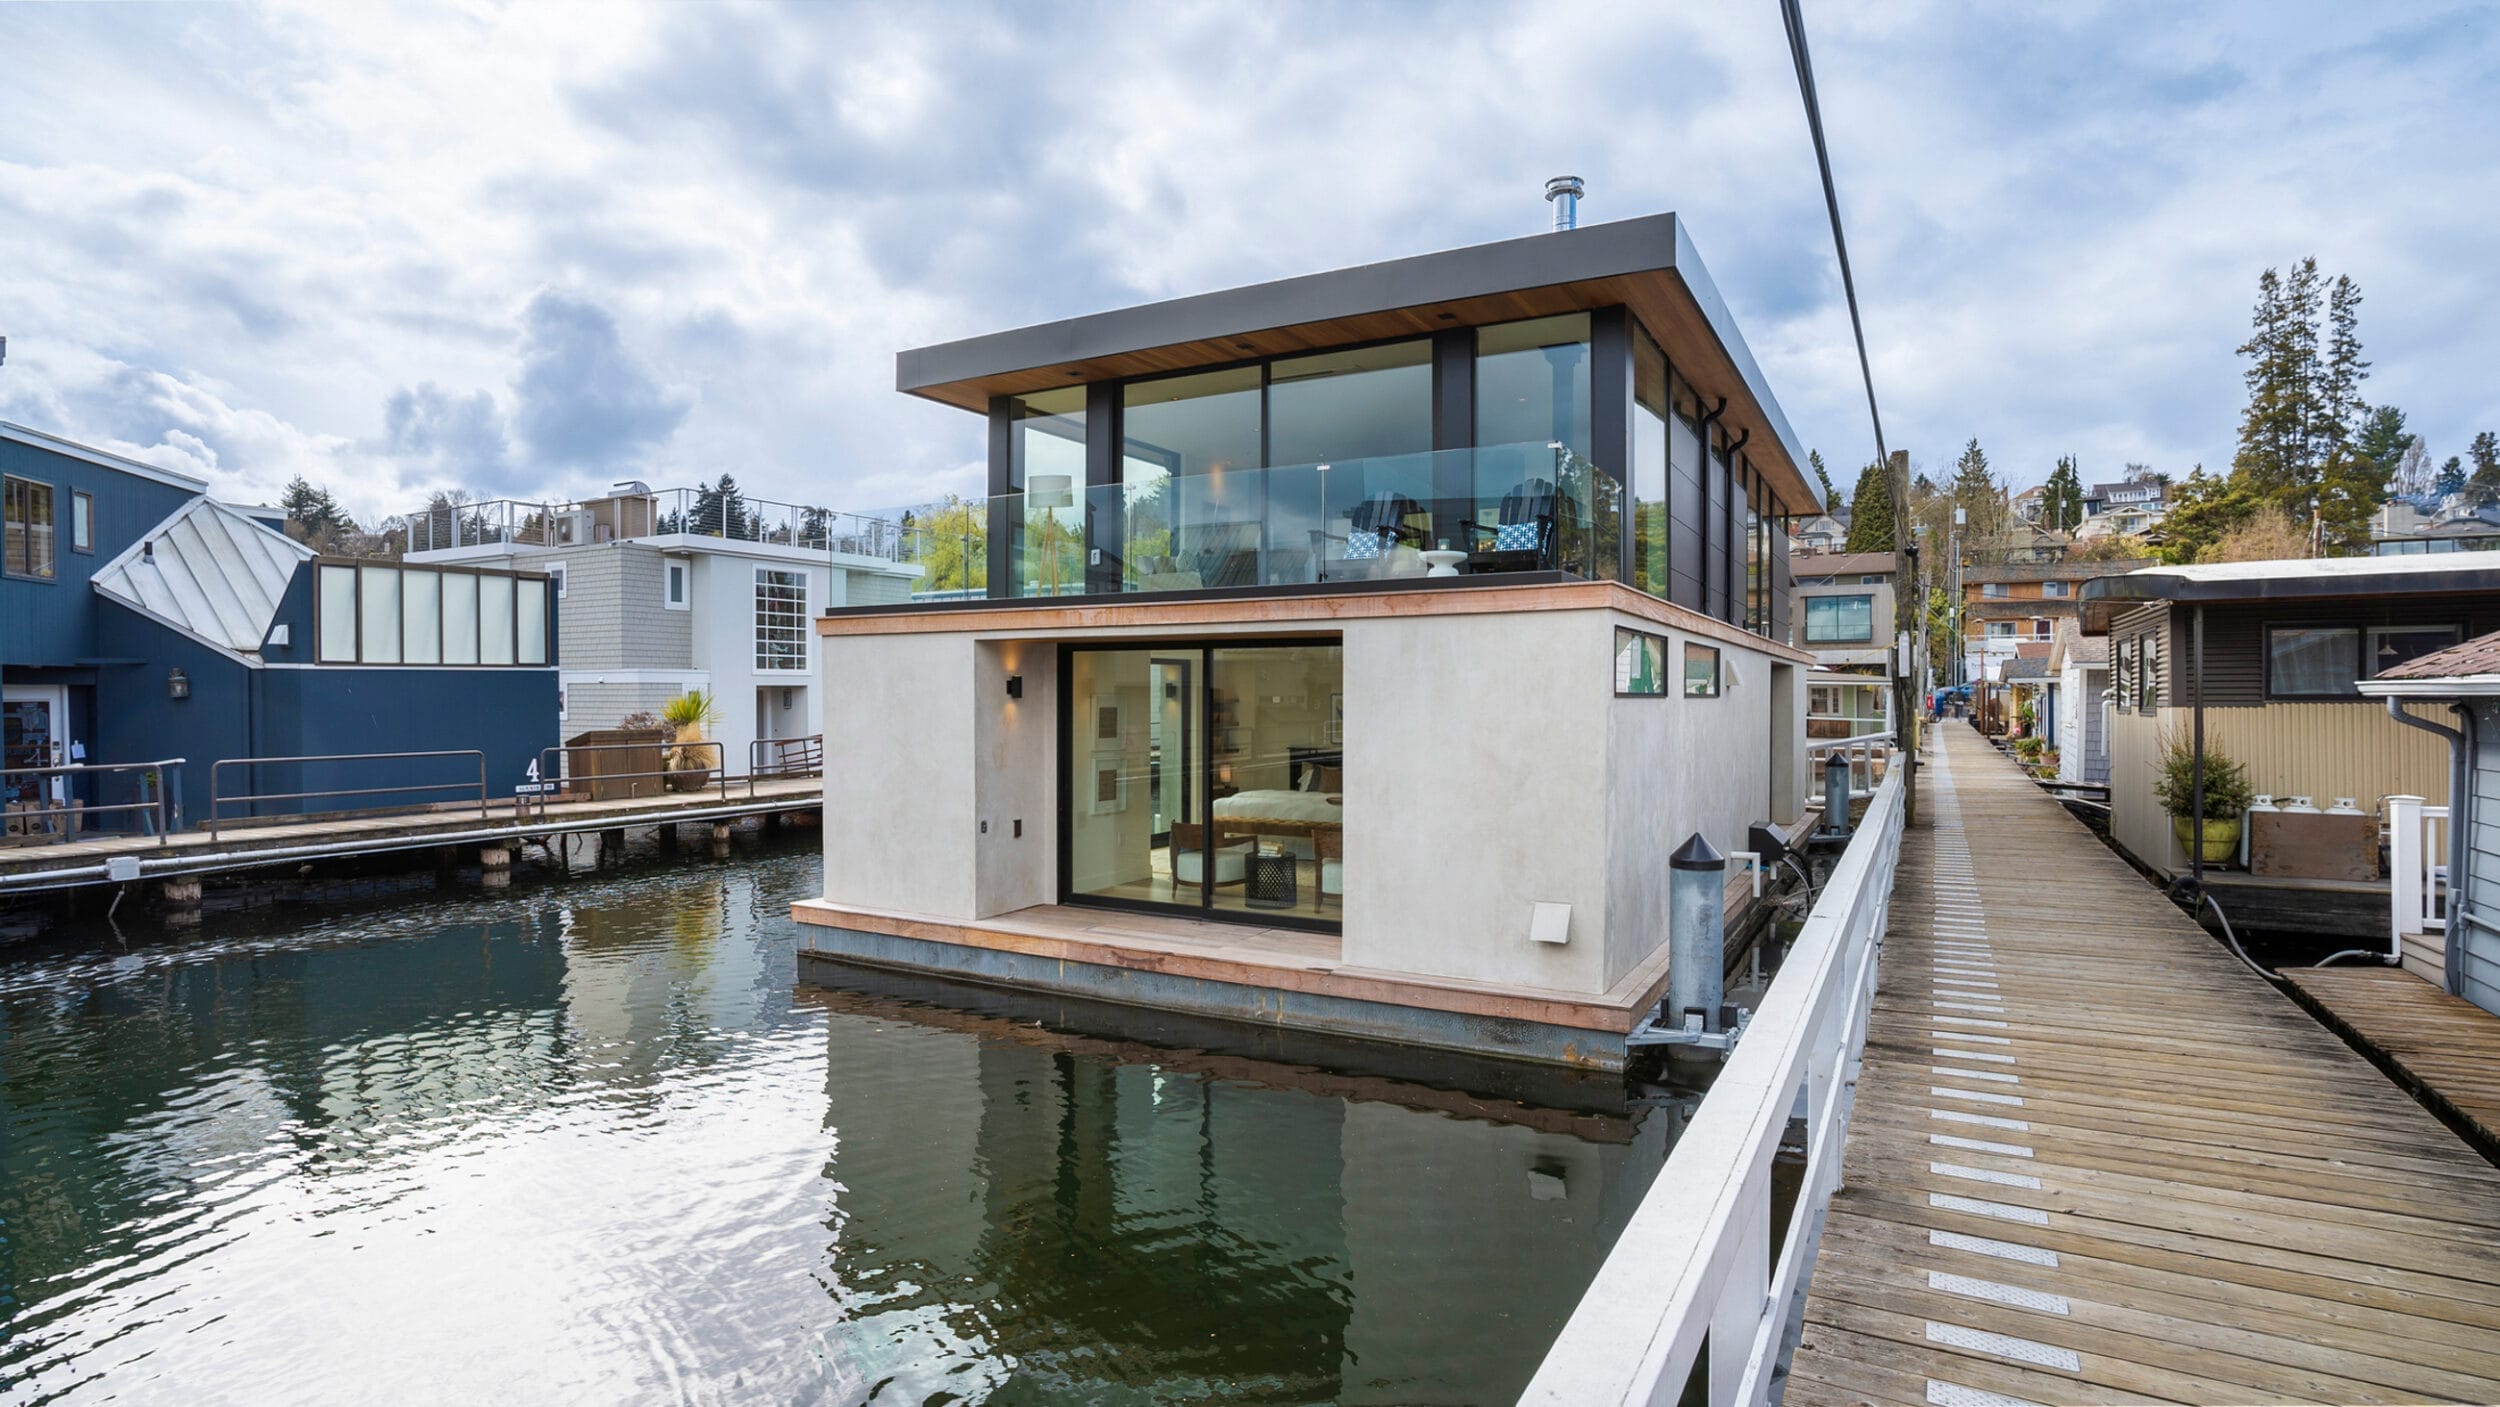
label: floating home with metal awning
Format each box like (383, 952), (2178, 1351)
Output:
(794, 209), (1830, 1069)
(2079, 554), (2500, 941)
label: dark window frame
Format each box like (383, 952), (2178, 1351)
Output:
(1056, 635), (1344, 937)
(1683, 641), (1723, 698)
(1804, 593), (1877, 645)
(3, 473), (58, 583)
(70, 490), (94, 555)
(2262, 623), (2366, 701)
(310, 555), (555, 668)
(1615, 626), (1670, 697)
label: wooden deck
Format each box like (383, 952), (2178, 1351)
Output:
(2283, 964), (2500, 1156)
(1787, 725), (2500, 1406)
(0, 775), (827, 889)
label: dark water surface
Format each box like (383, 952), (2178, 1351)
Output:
(0, 838), (1671, 1405)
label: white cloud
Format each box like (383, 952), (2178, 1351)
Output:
(0, 0), (2492, 529)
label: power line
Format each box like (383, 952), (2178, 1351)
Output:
(1779, 0), (1886, 470)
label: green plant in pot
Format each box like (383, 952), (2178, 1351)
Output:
(2152, 733), (2253, 864)
(661, 688), (720, 791)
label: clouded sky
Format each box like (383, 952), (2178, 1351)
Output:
(2, 1), (2493, 521)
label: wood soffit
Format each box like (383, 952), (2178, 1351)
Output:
(814, 578), (1817, 664)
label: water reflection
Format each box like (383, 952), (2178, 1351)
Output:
(0, 841), (1668, 1404)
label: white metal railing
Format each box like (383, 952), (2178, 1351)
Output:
(1519, 754), (1908, 1407)
(2387, 794), (2448, 955)
(1807, 731), (1891, 800)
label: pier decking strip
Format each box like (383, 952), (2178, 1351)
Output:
(0, 775), (827, 887)
(1785, 726), (2500, 1406)
(2281, 965), (2500, 1159)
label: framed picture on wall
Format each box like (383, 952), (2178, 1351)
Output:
(1327, 692), (1344, 744)
(1089, 761), (1129, 815)
(1095, 701), (1122, 745)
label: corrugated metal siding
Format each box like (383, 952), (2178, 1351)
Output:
(2168, 599), (2500, 708)
(2, 437), (205, 666)
(2108, 700), (2452, 873)
(2461, 699), (2500, 1014)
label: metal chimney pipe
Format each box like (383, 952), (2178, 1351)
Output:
(1544, 176), (1584, 232)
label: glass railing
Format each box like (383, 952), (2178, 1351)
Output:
(895, 442), (1624, 602)
(401, 490), (908, 561)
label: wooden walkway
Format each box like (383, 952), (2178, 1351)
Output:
(0, 775), (826, 891)
(1786, 725), (2500, 1406)
(2283, 965), (2500, 1156)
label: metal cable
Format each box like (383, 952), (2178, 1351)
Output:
(1779, 0), (1887, 468)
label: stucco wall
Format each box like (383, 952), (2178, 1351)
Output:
(817, 602), (1808, 998)
(820, 631), (978, 918)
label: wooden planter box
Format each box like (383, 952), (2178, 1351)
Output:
(564, 728), (669, 802)
(2249, 811), (2378, 881)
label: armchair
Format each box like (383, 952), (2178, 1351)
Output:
(1461, 476), (1558, 573)
(1311, 491), (1428, 581)
(1170, 821), (1250, 893)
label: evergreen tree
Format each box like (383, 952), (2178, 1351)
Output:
(2229, 258), (2376, 546)
(1948, 438), (2007, 553)
(2473, 432), (2500, 488)
(2040, 456), (2085, 533)
(2435, 456), (2469, 499)
(1808, 450), (1836, 512)
(2352, 406), (2413, 494)
(1842, 461), (1895, 553)
(2321, 275), (2368, 454)
(279, 476), (355, 536)
(2315, 444), (2391, 555)
(2158, 466), (2260, 565)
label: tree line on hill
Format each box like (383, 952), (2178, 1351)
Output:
(1825, 255), (2496, 568)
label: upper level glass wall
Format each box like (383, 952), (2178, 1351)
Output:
(1010, 388), (1089, 597)
(1475, 314), (1591, 514)
(1632, 328), (1670, 600)
(1266, 341), (1433, 465)
(1123, 368), (1264, 590)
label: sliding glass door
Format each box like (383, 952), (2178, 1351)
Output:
(1064, 641), (1344, 930)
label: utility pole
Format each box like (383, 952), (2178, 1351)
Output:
(1889, 448), (1917, 825)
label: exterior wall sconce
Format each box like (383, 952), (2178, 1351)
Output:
(1004, 675), (1023, 699)
(167, 668), (191, 701)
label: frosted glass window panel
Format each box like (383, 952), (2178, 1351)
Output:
(402, 571), (442, 664)
(516, 578), (549, 665)
(318, 565), (360, 662)
(443, 572), (480, 664)
(480, 575), (515, 664)
(359, 566), (402, 664)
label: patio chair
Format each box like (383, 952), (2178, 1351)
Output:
(1311, 491), (1427, 580)
(1171, 821), (1250, 893)
(1462, 477), (1557, 573)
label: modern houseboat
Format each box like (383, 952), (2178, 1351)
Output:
(792, 213), (1824, 1068)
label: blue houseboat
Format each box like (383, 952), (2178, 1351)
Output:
(2, 422), (560, 833)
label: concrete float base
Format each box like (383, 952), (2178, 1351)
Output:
(789, 899), (1667, 1071)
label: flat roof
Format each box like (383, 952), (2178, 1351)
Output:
(2079, 553), (2500, 633)
(893, 214), (1817, 514)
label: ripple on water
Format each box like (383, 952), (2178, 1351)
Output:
(0, 839), (1667, 1405)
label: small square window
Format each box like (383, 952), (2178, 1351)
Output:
(1614, 627), (1667, 696)
(2266, 626), (2361, 699)
(1683, 642), (1721, 698)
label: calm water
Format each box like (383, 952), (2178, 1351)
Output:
(0, 838), (1673, 1405)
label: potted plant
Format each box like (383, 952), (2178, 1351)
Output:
(661, 688), (720, 791)
(2152, 734), (2253, 863)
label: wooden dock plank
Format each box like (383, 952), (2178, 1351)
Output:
(1787, 725), (2500, 1405)
(2282, 964), (2500, 1154)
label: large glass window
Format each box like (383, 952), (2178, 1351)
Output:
(479, 575), (516, 665)
(402, 569), (442, 665)
(1631, 329), (1670, 599)
(1009, 388), (1088, 597)
(1476, 315), (1591, 548)
(755, 567), (807, 671)
(516, 578), (549, 666)
(4, 476), (55, 581)
(358, 564), (402, 664)
(2266, 626), (2357, 698)
(1266, 341), (1432, 465)
(317, 565), (359, 661)
(314, 564), (546, 667)
(444, 572), (480, 664)
(1806, 594), (1875, 644)
(1067, 641), (1343, 929)
(1123, 367), (1264, 591)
